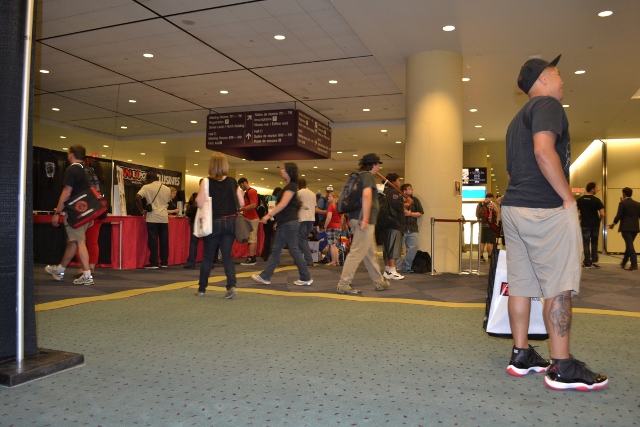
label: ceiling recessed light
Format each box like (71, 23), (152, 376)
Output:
(143, 53), (153, 58)
(52, 107), (59, 111)
(239, 173), (243, 176)
(329, 80), (338, 84)
(39, 69), (49, 74)
(159, 165), (163, 167)
(220, 90), (228, 94)
(575, 70), (586, 75)
(479, 138), (485, 141)
(191, 120), (197, 123)
(462, 77), (470, 82)
(301, 174), (306, 177)
(598, 11), (613, 17)
(329, 168), (333, 171)
(353, 154), (358, 157)
(363, 108), (370, 112)
(160, 141), (166, 144)
(470, 109), (477, 112)
(487, 155), (490, 157)
(443, 25), (455, 32)
(563, 104), (570, 108)
(101, 155), (106, 157)
(127, 159), (132, 162)
(141, 153), (145, 155)
(242, 158), (246, 161)
(381, 129), (387, 132)
(62, 147), (67, 150)
(60, 136), (66, 139)
(103, 145), (109, 148)
(475, 125), (482, 128)
(337, 151), (343, 154)
(264, 167), (268, 170)
(274, 35), (285, 40)
(396, 141), (402, 144)
(194, 150), (199, 153)
(317, 178), (321, 181)
(313, 166), (318, 169)
(121, 126), (127, 129)
(194, 163), (198, 166)
(129, 99), (136, 103)
(261, 178), (264, 180)
(344, 173), (348, 176)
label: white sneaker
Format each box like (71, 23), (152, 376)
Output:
(293, 279), (313, 286)
(383, 271), (404, 280)
(45, 265), (64, 281)
(251, 274), (271, 285)
(73, 275), (94, 286)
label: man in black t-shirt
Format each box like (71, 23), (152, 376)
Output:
(576, 182), (605, 268)
(44, 145), (94, 285)
(502, 55), (607, 390)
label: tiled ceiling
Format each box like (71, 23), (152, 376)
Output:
(33, 0), (640, 193)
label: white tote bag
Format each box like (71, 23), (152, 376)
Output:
(484, 250), (547, 335)
(193, 178), (212, 238)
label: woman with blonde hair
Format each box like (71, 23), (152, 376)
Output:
(195, 152), (244, 299)
(323, 191), (342, 266)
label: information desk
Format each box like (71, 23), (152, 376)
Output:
(33, 215), (264, 269)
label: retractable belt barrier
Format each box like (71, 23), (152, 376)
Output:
(430, 218), (481, 275)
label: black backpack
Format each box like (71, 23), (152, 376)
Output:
(412, 250), (433, 274)
(376, 190), (397, 228)
(83, 162), (108, 220)
(337, 172), (363, 214)
(256, 193), (268, 218)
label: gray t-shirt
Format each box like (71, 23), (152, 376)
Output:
(502, 96), (570, 209)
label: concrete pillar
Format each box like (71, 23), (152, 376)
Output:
(405, 50), (463, 273)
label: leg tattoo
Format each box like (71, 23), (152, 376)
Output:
(547, 294), (572, 337)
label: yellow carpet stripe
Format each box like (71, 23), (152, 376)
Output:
(35, 267), (640, 318)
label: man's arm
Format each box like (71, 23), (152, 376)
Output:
(52, 185), (73, 227)
(360, 187), (372, 230)
(533, 131), (573, 209)
(240, 189), (257, 212)
(135, 194), (146, 214)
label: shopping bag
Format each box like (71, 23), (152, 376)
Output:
(235, 214), (253, 244)
(64, 187), (108, 229)
(194, 179), (212, 238)
(483, 249), (548, 339)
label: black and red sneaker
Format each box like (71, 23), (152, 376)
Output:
(506, 345), (549, 377)
(544, 356), (608, 391)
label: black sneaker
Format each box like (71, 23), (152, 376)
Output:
(544, 357), (608, 391)
(591, 263), (600, 268)
(582, 263), (592, 268)
(506, 345), (549, 377)
(241, 257), (256, 266)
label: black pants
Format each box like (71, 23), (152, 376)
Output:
(581, 226), (600, 264)
(186, 222), (199, 267)
(147, 222), (169, 267)
(621, 231), (638, 267)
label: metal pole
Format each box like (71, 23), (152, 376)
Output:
(458, 220), (463, 274)
(16, 0), (37, 364)
(430, 217), (435, 275)
(469, 222), (474, 273)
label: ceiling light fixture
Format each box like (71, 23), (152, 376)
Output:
(563, 104), (570, 108)
(381, 129), (387, 132)
(60, 136), (66, 139)
(194, 163), (198, 166)
(487, 155), (490, 158)
(329, 80), (338, 84)
(395, 141), (401, 144)
(598, 11), (613, 17)
(141, 153), (145, 155)
(443, 25), (455, 31)
(195, 150), (199, 153)
(39, 69), (49, 74)
(462, 77), (470, 82)
(191, 120), (197, 123)
(313, 166), (318, 169)
(160, 141), (166, 144)
(274, 35), (285, 40)
(575, 70), (586, 74)
(363, 108), (370, 112)
(52, 107), (59, 111)
(159, 165), (163, 167)
(121, 126), (127, 129)
(220, 90), (228, 94)
(475, 125), (482, 128)
(143, 53), (153, 58)
(337, 151), (343, 154)
(479, 138), (485, 141)
(127, 159), (132, 162)
(264, 167), (268, 170)
(101, 155), (106, 157)
(129, 100), (136, 103)
(353, 154), (358, 157)
(470, 109), (477, 112)
(103, 145), (109, 148)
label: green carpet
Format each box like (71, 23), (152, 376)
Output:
(3, 286), (638, 426)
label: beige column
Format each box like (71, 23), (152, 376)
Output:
(405, 50), (463, 273)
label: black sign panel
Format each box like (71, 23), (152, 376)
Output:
(462, 167), (487, 185)
(206, 109), (331, 160)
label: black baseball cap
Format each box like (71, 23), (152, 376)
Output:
(517, 54), (561, 94)
(359, 153), (382, 165)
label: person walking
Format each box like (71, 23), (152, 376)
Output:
(194, 152), (244, 299)
(238, 177), (260, 266)
(323, 191), (342, 266)
(297, 178), (317, 266)
(44, 144), (95, 285)
(608, 187), (640, 271)
(336, 153), (390, 295)
(502, 54), (607, 390)
(576, 182), (605, 268)
(251, 163), (313, 286)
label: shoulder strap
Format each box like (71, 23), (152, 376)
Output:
(150, 181), (163, 204)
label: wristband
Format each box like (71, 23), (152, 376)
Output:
(53, 209), (60, 215)
(361, 219), (369, 223)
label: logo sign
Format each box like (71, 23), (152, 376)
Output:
(572, 188), (584, 193)
(500, 282), (509, 296)
(74, 201), (88, 213)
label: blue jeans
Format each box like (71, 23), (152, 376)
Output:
(198, 216), (236, 291)
(401, 231), (420, 271)
(260, 220), (311, 281)
(298, 221), (314, 265)
(581, 226), (600, 264)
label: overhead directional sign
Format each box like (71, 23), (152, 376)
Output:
(206, 109), (331, 160)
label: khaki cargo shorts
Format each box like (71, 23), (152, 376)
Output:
(501, 202), (581, 299)
(64, 218), (89, 242)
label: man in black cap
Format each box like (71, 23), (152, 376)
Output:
(501, 55), (608, 390)
(336, 153), (390, 294)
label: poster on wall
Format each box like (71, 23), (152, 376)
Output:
(112, 161), (182, 216)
